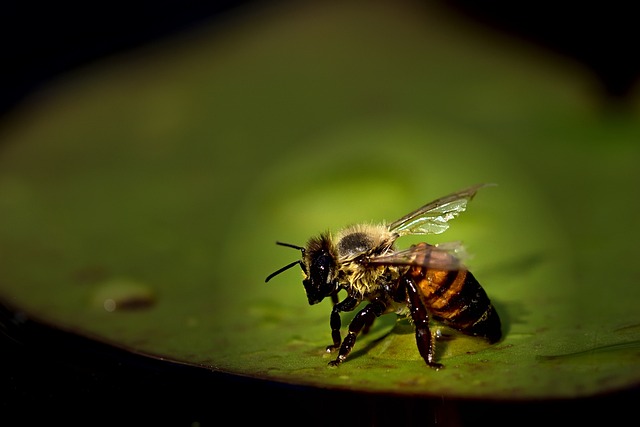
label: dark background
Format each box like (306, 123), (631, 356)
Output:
(1, 301), (636, 426)
(1, 0), (639, 119)
(1, 1), (638, 424)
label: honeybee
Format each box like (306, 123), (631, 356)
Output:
(265, 184), (501, 369)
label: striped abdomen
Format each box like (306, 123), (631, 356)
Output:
(407, 245), (501, 343)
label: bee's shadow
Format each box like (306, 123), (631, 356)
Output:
(344, 317), (506, 365)
(345, 318), (430, 363)
(341, 315), (398, 362)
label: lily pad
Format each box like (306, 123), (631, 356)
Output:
(0, 0), (639, 401)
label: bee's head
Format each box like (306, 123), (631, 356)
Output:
(302, 236), (339, 305)
(265, 235), (338, 305)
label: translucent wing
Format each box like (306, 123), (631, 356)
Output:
(365, 242), (469, 271)
(388, 183), (493, 236)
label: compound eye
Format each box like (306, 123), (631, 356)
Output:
(314, 255), (331, 284)
(303, 252), (335, 305)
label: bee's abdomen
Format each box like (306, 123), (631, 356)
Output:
(409, 266), (501, 343)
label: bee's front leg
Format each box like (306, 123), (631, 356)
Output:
(326, 296), (359, 353)
(328, 299), (386, 367)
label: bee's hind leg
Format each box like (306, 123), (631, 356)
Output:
(402, 276), (444, 370)
(328, 299), (386, 367)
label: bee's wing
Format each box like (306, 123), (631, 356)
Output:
(365, 242), (468, 271)
(388, 183), (493, 236)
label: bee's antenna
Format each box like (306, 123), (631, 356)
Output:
(275, 241), (305, 252)
(265, 260), (301, 283)
(265, 241), (306, 283)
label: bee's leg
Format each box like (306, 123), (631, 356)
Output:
(401, 276), (444, 370)
(326, 296), (359, 353)
(361, 315), (375, 335)
(328, 299), (386, 367)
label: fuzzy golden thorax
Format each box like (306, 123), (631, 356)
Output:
(332, 223), (399, 298)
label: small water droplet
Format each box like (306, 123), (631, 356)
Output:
(92, 278), (155, 312)
(103, 299), (117, 312)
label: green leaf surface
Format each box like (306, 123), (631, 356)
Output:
(1, 0), (639, 399)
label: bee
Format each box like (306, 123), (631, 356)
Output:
(265, 184), (501, 369)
